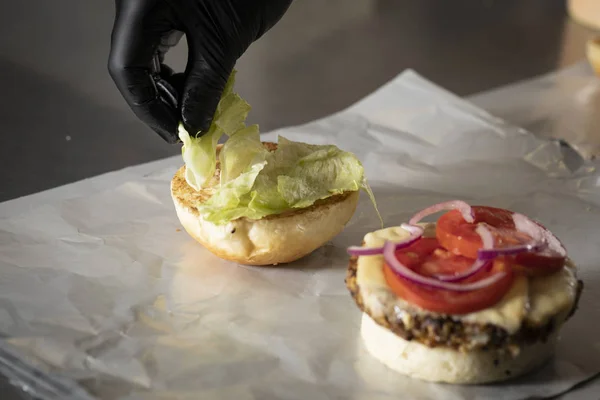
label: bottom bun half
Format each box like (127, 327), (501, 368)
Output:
(171, 164), (360, 266)
(360, 313), (556, 385)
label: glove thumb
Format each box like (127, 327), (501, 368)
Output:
(179, 44), (234, 137)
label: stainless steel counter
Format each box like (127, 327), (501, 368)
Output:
(0, 0), (597, 398)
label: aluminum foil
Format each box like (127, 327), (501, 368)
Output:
(1, 69), (599, 400)
(470, 61), (600, 161)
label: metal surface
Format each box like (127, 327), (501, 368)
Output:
(0, 0), (596, 399)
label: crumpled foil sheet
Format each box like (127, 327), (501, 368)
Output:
(470, 61), (600, 161)
(0, 69), (599, 400)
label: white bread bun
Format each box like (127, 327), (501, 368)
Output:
(171, 142), (360, 266)
(360, 313), (556, 385)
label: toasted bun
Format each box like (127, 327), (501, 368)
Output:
(360, 313), (556, 385)
(171, 142), (360, 266)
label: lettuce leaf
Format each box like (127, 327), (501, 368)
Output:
(198, 160), (267, 223)
(276, 144), (363, 208)
(244, 136), (315, 216)
(218, 124), (268, 184)
(178, 71), (381, 226)
(179, 124), (222, 191)
(361, 177), (383, 227)
(178, 70), (250, 190)
(245, 137), (363, 213)
(199, 135), (378, 225)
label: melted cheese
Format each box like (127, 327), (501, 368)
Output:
(356, 224), (578, 334)
(527, 264), (578, 325)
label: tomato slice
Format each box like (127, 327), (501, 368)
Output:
(383, 237), (515, 315)
(436, 206), (565, 274)
(513, 247), (566, 276)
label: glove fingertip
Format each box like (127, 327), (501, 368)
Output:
(181, 111), (212, 137)
(180, 88), (221, 137)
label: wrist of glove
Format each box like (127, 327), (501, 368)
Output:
(108, 0), (292, 143)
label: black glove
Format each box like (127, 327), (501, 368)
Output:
(108, 0), (292, 143)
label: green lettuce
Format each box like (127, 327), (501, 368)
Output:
(178, 70), (250, 190)
(200, 135), (380, 225)
(197, 159), (268, 222)
(245, 137), (319, 216)
(178, 71), (381, 226)
(276, 141), (364, 208)
(218, 124), (268, 184)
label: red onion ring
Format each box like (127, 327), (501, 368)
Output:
(477, 240), (547, 260)
(409, 200), (474, 225)
(512, 213), (566, 257)
(346, 246), (384, 256)
(347, 224), (424, 256)
(474, 214), (547, 260)
(474, 213), (557, 260)
(383, 240), (507, 291)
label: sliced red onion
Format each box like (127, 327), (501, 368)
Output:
(409, 200), (474, 225)
(477, 223), (495, 248)
(347, 224), (424, 256)
(434, 224), (495, 282)
(512, 213), (566, 257)
(477, 240), (547, 260)
(346, 246), (383, 256)
(400, 223), (425, 237)
(472, 214), (547, 259)
(383, 240), (507, 291)
(474, 213), (563, 260)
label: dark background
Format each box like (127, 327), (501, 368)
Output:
(0, 0), (596, 398)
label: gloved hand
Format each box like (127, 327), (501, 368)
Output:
(108, 0), (293, 143)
